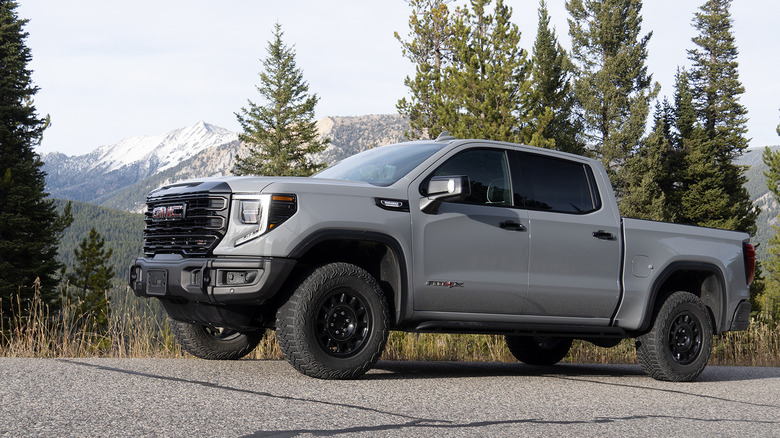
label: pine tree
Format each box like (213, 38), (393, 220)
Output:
(67, 228), (115, 295)
(760, 134), (780, 321)
(66, 228), (114, 330)
(440, 0), (528, 142)
(750, 118), (780, 321)
(525, 0), (583, 154)
(673, 69), (697, 143)
(233, 23), (328, 177)
(620, 102), (676, 221)
(649, 69), (701, 221)
(0, 1), (72, 325)
(660, 69), (692, 212)
(675, 73), (738, 231)
(396, 0), (454, 140)
(566, 0), (659, 195)
(760, 144), (780, 320)
(397, 0), (528, 142)
(684, 0), (755, 235)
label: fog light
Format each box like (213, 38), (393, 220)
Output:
(226, 271), (247, 285)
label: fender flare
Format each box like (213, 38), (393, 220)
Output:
(638, 261), (727, 333)
(288, 229), (410, 325)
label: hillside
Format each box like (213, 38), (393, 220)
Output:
(737, 145), (780, 259)
(312, 114), (413, 164)
(54, 200), (144, 277)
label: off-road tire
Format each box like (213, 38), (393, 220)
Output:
(635, 291), (713, 382)
(276, 263), (390, 379)
(505, 335), (573, 366)
(169, 319), (263, 360)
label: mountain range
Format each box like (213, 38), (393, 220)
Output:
(42, 115), (410, 213)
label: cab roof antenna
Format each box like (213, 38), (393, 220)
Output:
(435, 131), (456, 142)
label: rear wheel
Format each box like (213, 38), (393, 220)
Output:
(636, 291), (713, 382)
(169, 319), (263, 360)
(505, 335), (572, 366)
(276, 263), (390, 379)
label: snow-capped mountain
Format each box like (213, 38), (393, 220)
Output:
(41, 121), (241, 211)
(45, 121), (237, 179)
(42, 115), (410, 213)
(89, 121), (238, 174)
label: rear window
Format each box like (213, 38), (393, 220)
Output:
(519, 153), (601, 214)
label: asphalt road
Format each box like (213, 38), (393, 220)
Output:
(1, 358), (778, 437)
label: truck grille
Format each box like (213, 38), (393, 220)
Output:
(143, 193), (230, 257)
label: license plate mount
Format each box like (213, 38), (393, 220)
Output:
(147, 270), (168, 296)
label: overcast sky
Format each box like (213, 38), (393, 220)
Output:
(17, 0), (780, 156)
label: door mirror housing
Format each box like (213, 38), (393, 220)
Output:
(420, 175), (470, 214)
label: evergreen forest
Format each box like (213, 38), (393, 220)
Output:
(54, 200), (144, 279)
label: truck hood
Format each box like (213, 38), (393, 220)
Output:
(149, 175), (407, 199)
(226, 176), (405, 199)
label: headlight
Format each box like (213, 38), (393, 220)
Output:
(233, 194), (297, 246)
(240, 200), (262, 224)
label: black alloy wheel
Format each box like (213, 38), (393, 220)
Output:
(667, 312), (703, 366)
(315, 290), (371, 357)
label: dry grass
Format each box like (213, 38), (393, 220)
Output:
(710, 321), (780, 366)
(1, 285), (182, 358)
(2, 284), (778, 366)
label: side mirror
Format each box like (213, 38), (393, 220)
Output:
(420, 175), (470, 214)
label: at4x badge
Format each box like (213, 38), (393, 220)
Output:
(426, 280), (464, 288)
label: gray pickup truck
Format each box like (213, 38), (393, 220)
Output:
(129, 135), (755, 381)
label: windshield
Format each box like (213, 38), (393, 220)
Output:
(314, 142), (445, 186)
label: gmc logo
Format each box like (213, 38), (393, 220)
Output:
(152, 205), (186, 221)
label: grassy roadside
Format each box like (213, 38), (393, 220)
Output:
(2, 286), (778, 366)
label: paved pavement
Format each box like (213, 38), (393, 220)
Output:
(1, 358), (778, 437)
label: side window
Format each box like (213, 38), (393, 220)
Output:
(520, 153), (600, 214)
(426, 148), (513, 207)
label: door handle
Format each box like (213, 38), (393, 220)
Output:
(499, 221), (526, 232)
(592, 230), (616, 240)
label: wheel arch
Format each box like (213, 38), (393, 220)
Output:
(287, 230), (409, 326)
(639, 262), (727, 334)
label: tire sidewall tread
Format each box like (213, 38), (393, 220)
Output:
(276, 262), (390, 379)
(505, 335), (573, 366)
(636, 291), (713, 382)
(169, 319), (263, 360)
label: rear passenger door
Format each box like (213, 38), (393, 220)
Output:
(519, 152), (622, 320)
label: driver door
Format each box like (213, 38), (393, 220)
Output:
(409, 147), (530, 315)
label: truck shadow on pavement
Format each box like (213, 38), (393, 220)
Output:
(370, 360), (644, 380)
(370, 360), (780, 383)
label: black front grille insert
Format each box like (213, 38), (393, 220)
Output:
(143, 193), (230, 257)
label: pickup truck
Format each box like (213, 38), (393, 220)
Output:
(129, 134), (755, 381)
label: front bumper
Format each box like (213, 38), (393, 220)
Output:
(128, 254), (296, 305)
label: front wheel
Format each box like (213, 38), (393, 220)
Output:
(276, 263), (390, 379)
(505, 335), (572, 366)
(635, 291), (713, 382)
(169, 319), (263, 360)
